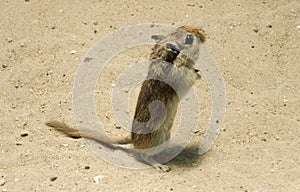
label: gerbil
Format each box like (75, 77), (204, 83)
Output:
(46, 26), (206, 172)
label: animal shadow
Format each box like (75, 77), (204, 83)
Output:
(150, 144), (206, 168)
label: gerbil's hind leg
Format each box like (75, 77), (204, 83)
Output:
(140, 153), (171, 172)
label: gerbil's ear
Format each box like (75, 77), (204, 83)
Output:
(151, 35), (164, 42)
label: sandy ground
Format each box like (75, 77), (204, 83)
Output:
(0, 0), (300, 191)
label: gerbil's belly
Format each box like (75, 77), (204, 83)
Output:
(131, 117), (172, 149)
(132, 100), (177, 149)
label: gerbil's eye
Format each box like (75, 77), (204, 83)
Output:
(185, 34), (194, 44)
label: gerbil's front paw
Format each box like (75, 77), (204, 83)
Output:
(157, 165), (171, 172)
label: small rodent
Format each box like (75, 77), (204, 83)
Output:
(46, 26), (206, 172)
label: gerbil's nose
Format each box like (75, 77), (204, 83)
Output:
(178, 44), (184, 51)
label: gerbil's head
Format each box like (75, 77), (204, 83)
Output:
(150, 26), (206, 82)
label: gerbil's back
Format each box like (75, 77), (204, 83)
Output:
(131, 26), (206, 149)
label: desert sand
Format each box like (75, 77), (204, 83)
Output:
(0, 0), (299, 191)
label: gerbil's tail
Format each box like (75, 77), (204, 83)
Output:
(45, 121), (81, 138)
(45, 120), (132, 145)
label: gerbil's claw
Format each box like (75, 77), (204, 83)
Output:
(157, 165), (171, 172)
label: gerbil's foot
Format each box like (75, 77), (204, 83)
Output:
(156, 164), (171, 172)
(140, 153), (171, 172)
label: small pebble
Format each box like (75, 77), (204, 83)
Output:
(267, 24), (272, 28)
(1, 64), (7, 69)
(62, 144), (69, 147)
(297, 25), (300, 30)
(111, 83), (116, 87)
(20, 131), (29, 137)
(7, 38), (13, 43)
(253, 29), (259, 33)
(50, 177), (57, 182)
(93, 21), (98, 25)
(187, 4), (195, 7)
(0, 178), (5, 186)
(20, 43), (25, 47)
(93, 175), (104, 184)
(25, 0), (30, 2)
(84, 166), (90, 170)
(122, 87), (129, 93)
(115, 125), (121, 129)
(2, 189), (7, 192)
(70, 50), (76, 55)
(84, 57), (92, 62)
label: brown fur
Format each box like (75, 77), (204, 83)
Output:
(46, 26), (206, 172)
(179, 26), (206, 43)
